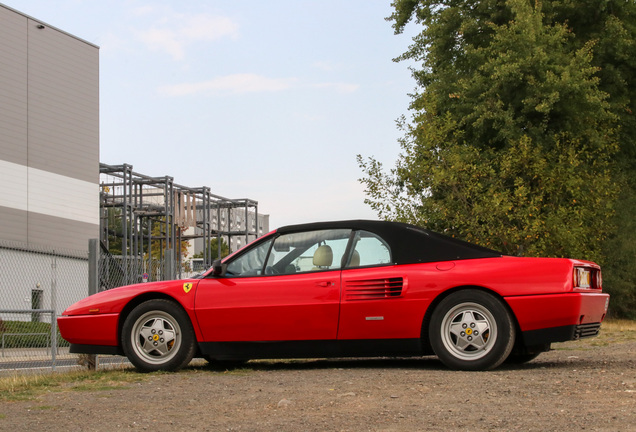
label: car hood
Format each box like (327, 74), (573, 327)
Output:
(62, 280), (193, 316)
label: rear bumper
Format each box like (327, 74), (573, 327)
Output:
(505, 292), (609, 345)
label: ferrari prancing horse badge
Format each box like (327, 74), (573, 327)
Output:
(183, 282), (193, 293)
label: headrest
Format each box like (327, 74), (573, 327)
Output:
(313, 245), (333, 267)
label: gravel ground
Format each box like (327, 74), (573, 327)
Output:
(0, 337), (634, 432)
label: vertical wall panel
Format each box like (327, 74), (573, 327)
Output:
(0, 7), (28, 241)
(27, 19), (99, 184)
(0, 7), (27, 166)
(0, 4), (99, 250)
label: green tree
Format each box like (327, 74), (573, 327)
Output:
(361, 0), (636, 317)
(536, 3), (636, 319)
(360, 0), (618, 260)
(148, 219), (190, 261)
(193, 237), (230, 261)
(104, 207), (123, 255)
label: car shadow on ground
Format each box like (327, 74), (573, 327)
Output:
(187, 355), (582, 373)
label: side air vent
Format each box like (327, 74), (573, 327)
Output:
(345, 277), (403, 301)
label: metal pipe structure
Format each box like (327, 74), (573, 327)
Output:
(98, 163), (263, 282)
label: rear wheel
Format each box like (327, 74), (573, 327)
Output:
(429, 290), (515, 371)
(122, 299), (196, 372)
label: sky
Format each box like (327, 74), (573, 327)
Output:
(5, 0), (419, 228)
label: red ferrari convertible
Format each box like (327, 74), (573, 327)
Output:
(58, 220), (609, 371)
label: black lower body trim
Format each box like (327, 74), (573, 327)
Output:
(199, 339), (423, 361)
(69, 343), (124, 356)
(522, 323), (602, 347)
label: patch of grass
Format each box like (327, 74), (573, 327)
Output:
(601, 319), (636, 334)
(0, 368), (146, 402)
(588, 319), (636, 346)
(555, 319), (636, 349)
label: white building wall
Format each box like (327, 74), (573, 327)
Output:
(0, 4), (99, 321)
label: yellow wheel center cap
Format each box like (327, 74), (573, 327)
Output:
(465, 328), (473, 336)
(153, 334), (160, 341)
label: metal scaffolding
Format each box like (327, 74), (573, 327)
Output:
(99, 163), (260, 282)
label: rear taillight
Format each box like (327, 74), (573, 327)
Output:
(573, 267), (601, 289)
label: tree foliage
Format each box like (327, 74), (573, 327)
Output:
(193, 237), (230, 261)
(360, 0), (636, 317)
(360, 0), (618, 260)
(148, 219), (190, 261)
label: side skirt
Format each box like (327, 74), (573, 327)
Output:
(198, 338), (424, 361)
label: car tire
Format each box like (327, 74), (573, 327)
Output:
(429, 289), (515, 371)
(122, 299), (196, 372)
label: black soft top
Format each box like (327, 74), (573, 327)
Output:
(277, 220), (502, 265)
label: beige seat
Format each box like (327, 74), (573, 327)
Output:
(348, 250), (360, 267)
(312, 245), (333, 269)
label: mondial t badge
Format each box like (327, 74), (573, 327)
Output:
(183, 282), (193, 293)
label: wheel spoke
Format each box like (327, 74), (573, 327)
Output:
(449, 321), (465, 337)
(454, 336), (472, 351)
(472, 333), (488, 349)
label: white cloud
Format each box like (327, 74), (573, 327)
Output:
(138, 28), (185, 59)
(159, 73), (298, 96)
(136, 13), (238, 61)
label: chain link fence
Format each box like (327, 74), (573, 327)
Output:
(0, 239), (196, 375)
(98, 243), (164, 291)
(0, 240), (95, 374)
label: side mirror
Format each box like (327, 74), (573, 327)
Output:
(212, 259), (227, 277)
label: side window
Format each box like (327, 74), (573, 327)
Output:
(266, 229), (351, 274)
(225, 238), (273, 277)
(346, 230), (392, 268)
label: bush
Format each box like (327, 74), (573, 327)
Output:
(0, 320), (69, 349)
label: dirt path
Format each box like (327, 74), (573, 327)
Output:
(1, 338), (634, 432)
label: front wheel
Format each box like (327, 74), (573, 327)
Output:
(429, 290), (515, 371)
(122, 299), (196, 372)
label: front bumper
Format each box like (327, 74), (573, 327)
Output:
(57, 313), (120, 346)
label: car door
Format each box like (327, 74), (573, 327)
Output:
(338, 230), (424, 340)
(194, 229), (351, 342)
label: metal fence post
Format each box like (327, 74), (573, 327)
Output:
(87, 239), (99, 369)
(165, 248), (175, 281)
(89, 239), (99, 295)
(51, 254), (57, 371)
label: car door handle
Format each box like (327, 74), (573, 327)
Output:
(316, 281), (333, 287)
